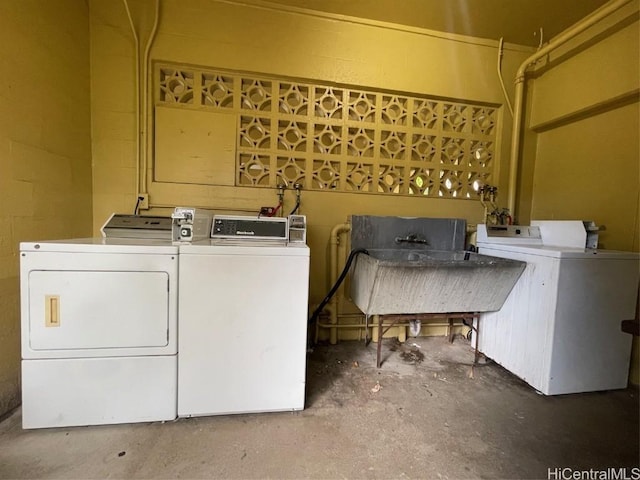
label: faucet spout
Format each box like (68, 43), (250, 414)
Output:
(395, 234), (428, 245)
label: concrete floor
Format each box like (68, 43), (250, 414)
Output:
(1, 336), (638, 479)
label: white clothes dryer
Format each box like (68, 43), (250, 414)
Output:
(20, 237), (178, 428)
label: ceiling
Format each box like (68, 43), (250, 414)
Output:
(262, 0), (612, 47)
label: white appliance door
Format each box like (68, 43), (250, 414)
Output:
(178, 250), (309, 417)
(27, 271), (169, 352)
(21, 251), (178, 358)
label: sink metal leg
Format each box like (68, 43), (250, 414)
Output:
(364, 314), (369, 345)
(376, 314), (383, 368)
(372, 312), (480, 368)
(474, 316), (481, 364)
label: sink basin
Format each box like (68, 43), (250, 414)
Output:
(350, 249), (525, 315)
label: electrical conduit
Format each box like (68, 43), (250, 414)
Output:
(141, 0), (160, 195)
(497, 37), (514, 117)
(122, 0), (140, 194)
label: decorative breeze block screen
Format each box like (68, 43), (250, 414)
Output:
(156, 63), (499, 198)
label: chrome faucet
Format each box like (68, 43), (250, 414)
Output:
(395, 233), (428, 245)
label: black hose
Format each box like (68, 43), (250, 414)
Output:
(289, 199), (300, 216)
(134, 196), (142, 216)
(308, 248), (369, 325)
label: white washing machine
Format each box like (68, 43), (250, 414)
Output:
(20, 227), (179, 428)
(476, 221), (639, 395)
(178, 216), (310, 417)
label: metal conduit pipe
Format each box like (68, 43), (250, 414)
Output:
(140, 0), (160, 195)
(148, 202), (258, 213)
(319, 319), (469, 343)
(122, 0), (140, 194)
(317, 321), (466, 329)
(497, 37), (514, 117)
(506, 0), (633, 215)
(329, 223), (351, 344)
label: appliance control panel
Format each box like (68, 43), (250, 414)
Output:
(101, 214), (172, 239)
(211, 215), (288, 242)
(476, 224), (542, 244)
(484, 225), (541, 238)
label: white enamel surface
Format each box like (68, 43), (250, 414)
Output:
(22, 356), (177, 429)
(178, 244), (310, 416)
(477, 245), (638, 395)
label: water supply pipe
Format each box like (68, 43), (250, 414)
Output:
(289, 183), (302, 215)
(329, 222), (351, 344)
(506, 0), (633, 216)
(317, 320), (465, 330)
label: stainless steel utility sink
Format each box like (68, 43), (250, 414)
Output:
(350, 249), (525, 315)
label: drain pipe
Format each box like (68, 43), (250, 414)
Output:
(506, 0), (633, 216)
(329, 222), (351, 344)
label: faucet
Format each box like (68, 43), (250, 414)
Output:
(395, 233), (428, 245)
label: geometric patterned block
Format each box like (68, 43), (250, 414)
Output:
(156, 62), (500, 197)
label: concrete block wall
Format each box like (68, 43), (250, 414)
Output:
(0, 1), (93, 416)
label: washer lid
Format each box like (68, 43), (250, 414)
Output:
(20, 237), (179, 254)
(477, 242), (640, 259)
(179, 240), (309, 256)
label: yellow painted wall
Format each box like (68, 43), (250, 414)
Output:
(0, 1), (93, 416)
(528, 17), (639, 252)
(527, 13), (639, 382)
(528, 14), (639, 249)
(89, 0), (533, 319)
(531, 102), (639, 250)
(1, 1), (634, 417)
